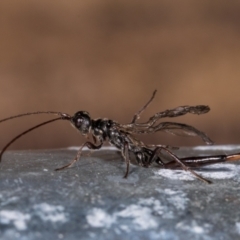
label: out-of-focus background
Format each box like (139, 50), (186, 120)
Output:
(0, 0), (240, 150)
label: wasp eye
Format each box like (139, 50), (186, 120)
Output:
(75, 117), (83, 128)
(72, 111), (91, 134)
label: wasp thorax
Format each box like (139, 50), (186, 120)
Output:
(71, 111), (91, 135)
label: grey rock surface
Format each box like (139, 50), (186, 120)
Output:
(1, 146), (240, 240)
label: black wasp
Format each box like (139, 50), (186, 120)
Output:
(0, 90), (240, 184)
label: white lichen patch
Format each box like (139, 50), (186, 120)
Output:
(117, 204), (158, 230)
(236, 222), (240, 235)
(33, 203), (68, 223)
(176, 220), (210, 235)
(193, 145), (240, 151)
(86, 197), (165, 231)
(0, 203), (68, 231)
(86, 208), (116, 228)
(197, 163), (238, 179)
(156, 188), (189, 213)
(154, 163), (240, 182)
(154, 169), (195, 181)
(0, 210), (30, 231)
(86, 193), (190, 231)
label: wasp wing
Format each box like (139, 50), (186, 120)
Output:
(152, 122), (213, 145)
(122, 121), (213, 145)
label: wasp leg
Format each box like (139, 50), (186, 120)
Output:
(154, 146), (212, 184)
(121, 142), (130, 178)
(139, 147), (165, 167)
(82, 135), (99, 157)
(55, 141), (103, 171)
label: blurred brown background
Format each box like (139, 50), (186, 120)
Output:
(1, 0), (240, 150)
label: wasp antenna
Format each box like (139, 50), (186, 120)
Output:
(0, 111), (71, 124)
(131, 89), (158, 124)
(0, 117), (69, 162)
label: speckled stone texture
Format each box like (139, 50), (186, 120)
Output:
(1, 146), (240, 240)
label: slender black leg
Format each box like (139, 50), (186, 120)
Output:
(147, 147), (165, 166)
(55, 141), (103, 171)
(154, 146), (212, 184)
(82, 136), (99, 157)
(121, 142), (130, 178)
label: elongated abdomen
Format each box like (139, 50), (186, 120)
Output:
(165, 153), (240, 168)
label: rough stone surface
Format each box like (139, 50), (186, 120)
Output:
(1, 146), (240, 240)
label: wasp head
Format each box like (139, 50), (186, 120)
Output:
(71, 111), (91, 135)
